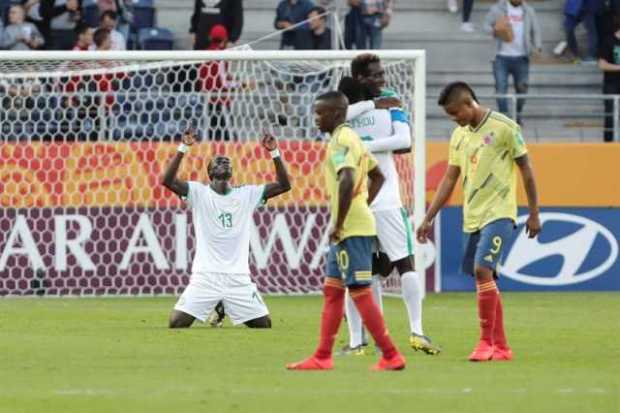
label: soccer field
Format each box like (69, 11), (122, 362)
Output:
(1, 293), (618, 413)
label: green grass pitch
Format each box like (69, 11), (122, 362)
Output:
(0, 293), (618, 413)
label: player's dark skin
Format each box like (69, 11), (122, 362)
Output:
(416, 89), (541, 283)
(349, 59), (415, 276)
(162, 130), (291, 329)
(314, 94), (385, 247)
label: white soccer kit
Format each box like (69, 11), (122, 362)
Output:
(347, 100), (414, 261)
(174, 182), (269, 325)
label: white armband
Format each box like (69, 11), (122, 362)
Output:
(177, 143), (189, 154)
(270, 149), (281, 159)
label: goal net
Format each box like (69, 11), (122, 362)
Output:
(0, 50), (426, 296)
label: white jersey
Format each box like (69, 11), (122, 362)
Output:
(186, 182), (265, 274)
(349, 106), (410, 212)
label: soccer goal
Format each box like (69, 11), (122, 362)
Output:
(0, 49), (428, 296)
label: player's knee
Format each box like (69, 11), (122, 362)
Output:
(168, 312), (192, 329)
(474, 266), (494, 282)
(516, 82), (529, 94)
(245, 315), (272, 328)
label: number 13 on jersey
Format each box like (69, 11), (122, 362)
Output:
(218, 212), (233, 228)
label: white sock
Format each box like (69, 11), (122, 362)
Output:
(345, 290), (364, 348)
(401, 271), (423, 336)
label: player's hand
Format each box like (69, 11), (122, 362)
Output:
(380, 13), (391, 29)
(182, 129), (197, 146)
(261, 132), (277, 151)
(329, 226), (342, 244)
(525, 213), (541, 239)
(374, 97), (401, 109)
(416, 218), (432, 243)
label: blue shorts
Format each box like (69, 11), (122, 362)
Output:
(462, 218), (515, 276)
(326, 236), (373, 287)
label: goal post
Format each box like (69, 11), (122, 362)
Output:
(0, 50), (427, 297)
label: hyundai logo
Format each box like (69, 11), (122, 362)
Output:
(502, 213), (618, 286)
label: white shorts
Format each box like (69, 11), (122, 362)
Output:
(374, 207), (414, 262)
(174, 272), (269, 325)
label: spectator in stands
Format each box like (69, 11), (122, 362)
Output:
(95, 10), (125, 50)
(563, 0), (602, 63)
(274, 0), (315, 50)
(447, 0), (477, 32)
(72, 23), (92, 50)
(598, 13), (620, 142)
(190, 0), (243, 50)
(483, 0), (542, 124)
(197, 25), (242, 140)
(97, 0), (133, 40)
(344, 0), (392, 49)
(295, 6), (332, 49)
(23, 0), (50, 48)
(1, 4), (45, 50)
(93, 26), (110, 50)
(41, 0), (83, 50)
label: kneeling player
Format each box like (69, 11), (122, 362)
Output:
(162, 130), (291, 328)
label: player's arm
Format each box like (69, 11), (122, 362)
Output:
(161, 130), (196, 198)
(367, 165), (385, 205)
(345, 97), (401, 121)
(364, 110), (412, 153)
(416, 164), (461, 243)
(515, 154), (541, 238)
(330, 167), (355, 242)
(261, 133), (291, 200)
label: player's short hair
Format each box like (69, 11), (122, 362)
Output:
(316, 91), (348, 109)
(351, 53), (380, 79)
(93, 28), (111, 47)
(101, 10), (118, 21)
(437, 81), (479, 106)
(337, 76), (363, 104)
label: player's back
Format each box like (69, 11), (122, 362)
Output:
(185, 182), (265, 274)
(448, 110), (527, 232)
(349, 106), (405, 211)
(324, 124), (377, 239)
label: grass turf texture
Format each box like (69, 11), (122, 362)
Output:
(0, 293), (618, 413)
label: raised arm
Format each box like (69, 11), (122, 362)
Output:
(161, 130), (196, 198)
(416, 164), (461, 243)
(261, 133), (292, 200)
(515, 154), (541, 238)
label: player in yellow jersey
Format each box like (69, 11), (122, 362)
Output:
(287, 91), (405, 371)
(417, 82), (541, 362)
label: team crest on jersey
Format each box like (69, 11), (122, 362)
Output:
(483, 133), (495, 145)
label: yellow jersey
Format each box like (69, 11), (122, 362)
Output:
(448, 111), (528, 233)
(325, 123), (378, 240)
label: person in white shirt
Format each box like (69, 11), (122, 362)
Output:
(98, 10), (126, 50)
(483, 0), (542, 124)
(336, 53), (442, 356)
(162, 130), (291, 328)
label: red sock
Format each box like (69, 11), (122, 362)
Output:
(313, 278), (345, 360)
(350, 287), (398, 359)
(476, 279), (499, 345)
(494, 293), (509, 349)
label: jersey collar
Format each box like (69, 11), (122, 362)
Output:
(469, 109), (491, 133)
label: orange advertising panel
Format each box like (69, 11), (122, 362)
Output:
(1, 141), (618, 208)
(427, 142), (620, 207)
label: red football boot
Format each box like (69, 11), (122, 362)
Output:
(371, 353), (406, 371)
(492, 346), (514, 361)
(468, 341), (494, 362)
(286, 356), (333, 370)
